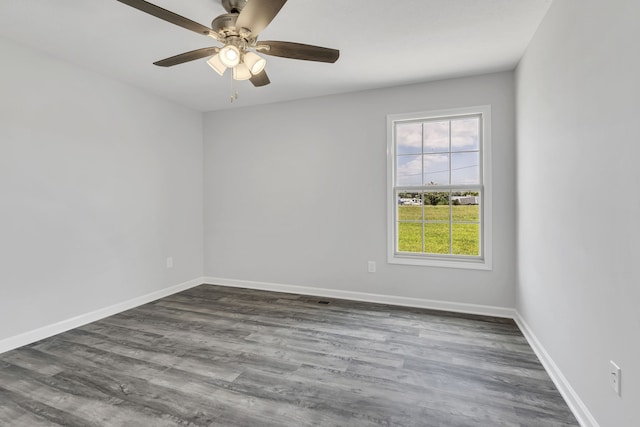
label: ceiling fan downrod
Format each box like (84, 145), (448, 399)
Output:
(221, 0), (249, 14)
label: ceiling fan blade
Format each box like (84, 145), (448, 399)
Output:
(154, 47), (220, 67)
(250, 70), (271, 87)
(257, 41), (339, 63)
(116, 0), (214, 37)
(235, 0), (287, 37)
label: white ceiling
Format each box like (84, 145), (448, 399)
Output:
(0, 0), (552, 112)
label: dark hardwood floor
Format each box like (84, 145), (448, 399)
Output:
(0, 285), (578, 426)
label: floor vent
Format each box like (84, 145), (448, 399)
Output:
(317, 300), (331, 305)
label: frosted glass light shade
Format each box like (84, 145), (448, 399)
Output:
(219, 45), (240, 67)
(233, 63), (252, 81)
(243, 52), (266, 75)
(207, 54), (226, 76)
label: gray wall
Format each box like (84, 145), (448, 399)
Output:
(516, 0), (640, 425)
(0, 37), (204, 342)
(204, 71), (516, 309)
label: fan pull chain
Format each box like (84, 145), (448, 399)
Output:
(229, 72), (238, 103)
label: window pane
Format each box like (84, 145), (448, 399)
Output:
(451, 117), (479, 152)
(423, 120), (449, 153)
(452, 223), (480, 256)
(397, 193), (423, 221)
(452, 198), (479, 221)
(396, 122), (422, 155)
(396, 154), (422, 186)
(398, 222), (422, 253)
(424, 223), (450, 254)
(424, 194), (450, 220)
(423, 153), (449, 185)
(451, 152), (479, 185)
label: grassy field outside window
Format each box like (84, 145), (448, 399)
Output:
(397, 203), (480, 255)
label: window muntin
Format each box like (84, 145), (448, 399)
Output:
(387, 106), (492, 270)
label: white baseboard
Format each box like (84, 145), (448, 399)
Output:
(514, 312), (599, 427)
(0, 277), (204, 355)
(202, 276), (516, 319)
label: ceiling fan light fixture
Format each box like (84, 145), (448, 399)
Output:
(233, 63), (252, 81)
(117, 0), (340, 92)
(206, 54), (226, 76)
(243, 52), (266, 75)
(219, 45), (241, 68)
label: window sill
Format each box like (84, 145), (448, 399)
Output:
(388, 254), (492, 271)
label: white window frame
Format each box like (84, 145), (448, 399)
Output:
(387, 105), (492, 270)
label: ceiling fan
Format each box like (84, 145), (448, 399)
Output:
(116, 0), (340, 88)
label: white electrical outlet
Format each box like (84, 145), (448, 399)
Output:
(609, 360), (621, 396)
(166, 257), (174, 269)
(367, 261), (376, 273)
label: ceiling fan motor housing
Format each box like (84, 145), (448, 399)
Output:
(211, 13), (239, 36)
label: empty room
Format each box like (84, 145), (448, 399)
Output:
(0, 0), (637, 426)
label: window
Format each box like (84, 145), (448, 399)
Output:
(387, 106), (492, 270)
